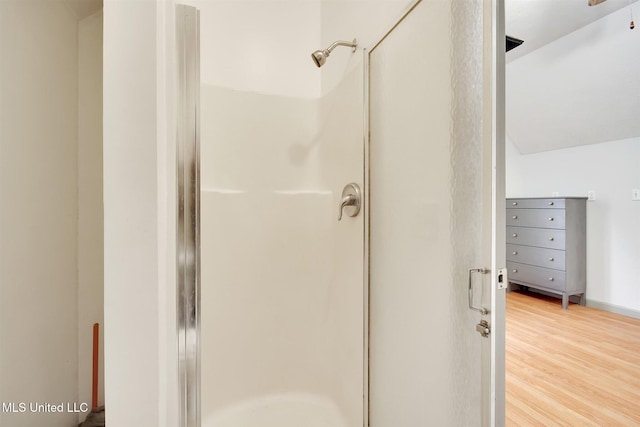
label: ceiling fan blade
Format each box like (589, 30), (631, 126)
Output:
(588, 0), (607, 6)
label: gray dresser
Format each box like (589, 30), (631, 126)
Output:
(506, 197), (587, 309)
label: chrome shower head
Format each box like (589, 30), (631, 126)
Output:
(311, 49), (330, 67)
(311, 39), (357, 68)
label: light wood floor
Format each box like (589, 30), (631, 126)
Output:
(506, 290), (640, 426)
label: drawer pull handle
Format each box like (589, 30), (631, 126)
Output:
(512, 269), (518, 273)
(548, 201), (554, 206)
(512, 202), (518, 206)
(512, 215), (518, 220)
(512, 251), (518, 255)
(548, 217), (554, 221)
(549, 257), (554, 262)
(549, 277), (555, 282)
(549, 237), (555, 241)
(512, 233), (518, 238)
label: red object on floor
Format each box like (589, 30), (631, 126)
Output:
(92, 323), (99, 409)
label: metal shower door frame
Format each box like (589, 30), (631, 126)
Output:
(176, 4), (201, 427)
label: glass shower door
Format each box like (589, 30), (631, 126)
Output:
(368, 0), (503, 425)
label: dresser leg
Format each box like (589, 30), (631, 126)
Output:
(579, 294), (586, 306)
(562, 294), (569, 310)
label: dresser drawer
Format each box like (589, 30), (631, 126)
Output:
(506, 208), (566, 229)
(508, 198), (565, 209)
(507, 262), (566, 292)
(507, 226), (566, 250)
(507, 244), (566, 270)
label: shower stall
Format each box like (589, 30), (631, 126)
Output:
(175, 0), (505, 426)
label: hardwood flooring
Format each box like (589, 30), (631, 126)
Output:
(506, 290), (640, 426)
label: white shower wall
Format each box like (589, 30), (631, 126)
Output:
(320, 0), (411, 96)
(198, 87), (336, 425)
(186, 0), (321, 98)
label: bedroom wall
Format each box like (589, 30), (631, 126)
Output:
(0, 1), (80, 426)
(506, 137), (640, 315)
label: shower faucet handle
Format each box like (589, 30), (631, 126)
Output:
(338, 183), (361, 221)
(338, 195), (356, 221)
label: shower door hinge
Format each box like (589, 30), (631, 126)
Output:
(476, 320), (491, 338)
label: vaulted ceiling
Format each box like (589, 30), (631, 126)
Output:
(506, 0), (640, 154)
(507, 0), (637, 62)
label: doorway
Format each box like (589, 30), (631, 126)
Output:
(504, 0), (640, 423)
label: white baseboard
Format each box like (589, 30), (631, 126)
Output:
(510, 285), (640, 319)
(586, 299), (640, 320)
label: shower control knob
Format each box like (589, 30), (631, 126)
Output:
(338, 183), (361, 221)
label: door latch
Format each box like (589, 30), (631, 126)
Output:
(476, 320), (491, 338)
(497, 267), (508, 290)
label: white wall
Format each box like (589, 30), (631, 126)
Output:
(103, 1), (177, 425)
(78, 9), (104, 414)
(0, 1), (79, 426)
(506, 137), (640, 313)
